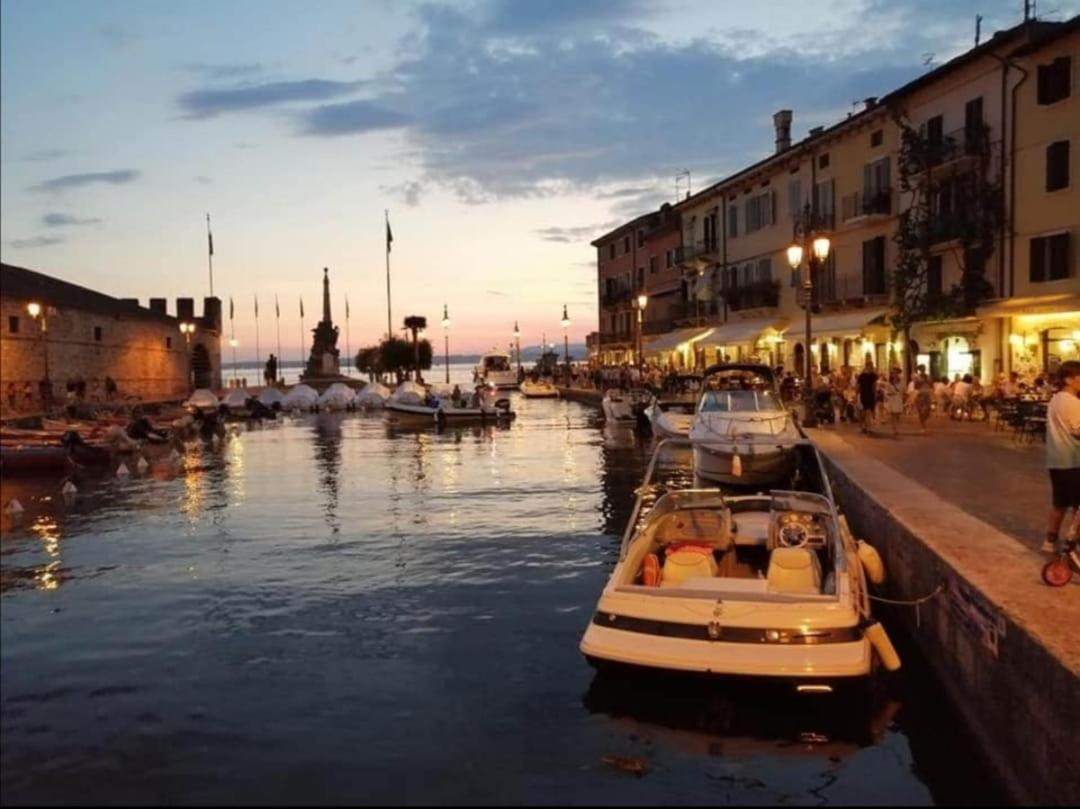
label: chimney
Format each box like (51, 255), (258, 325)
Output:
(809, 125), (824, 137)
(149, 297), (167, 316)
(176, 297), (195, 322)
(120, 297), (139, 308)
(864, 96), (878, 110)
(773, 109), (793, 153)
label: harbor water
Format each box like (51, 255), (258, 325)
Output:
(1, 365), (1004, 804)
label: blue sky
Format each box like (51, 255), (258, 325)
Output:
(2, 0), (1075, 357)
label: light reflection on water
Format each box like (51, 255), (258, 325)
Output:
(1, 388), (1001, 805)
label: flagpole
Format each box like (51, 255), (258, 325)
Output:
(254, 294), (261, 386)
(345, 296), (352, 378)
(275, 295), (283, 386)
(385, 209), (392, 340)
(299, 296), (305, 379)
(229, 298), (237, 383)
(206, 213), (214, 297)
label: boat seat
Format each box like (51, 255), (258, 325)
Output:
(655, 509), (732, 552)
(660, 547), (718, 588)
(765, 547), (822, 595)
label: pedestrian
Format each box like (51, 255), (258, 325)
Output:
(913, 364), (932, 433)
(1044, 361), (1080, 555)
(856, 361), (879, 434)
(883, 368), (904, 437)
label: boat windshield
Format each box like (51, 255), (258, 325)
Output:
(484, 356), (511, 372)
(699, 389), (782, 413)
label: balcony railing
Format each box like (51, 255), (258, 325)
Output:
(922, 124), (990, 169)
(598, 330), (633, 344)
(722, 280), (780, 312)
(642, 318), (675, 335)
(841, 188), (892, 222)
(600, 287), (632, 308)
(676, 239), (718, 264)
(672, 299), (720, 323)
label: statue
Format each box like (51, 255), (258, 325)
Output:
(300, 267), (348, 388)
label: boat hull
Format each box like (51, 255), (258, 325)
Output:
(648, 407), (694, 438)
(692, 442), (797, 486)
(0, 446), (75, 475)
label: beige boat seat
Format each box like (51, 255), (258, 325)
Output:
(766, 547), (823, 595)
(654, 509), (732, 551)
(660, 546), (719, 588)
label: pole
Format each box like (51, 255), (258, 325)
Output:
(275, 296), (283, 385)
(206, 213), (214, 297)
(803, 241), (818, 428)
(40, 313), (50, 411)
(637, 307), (643, 371)
(254, 297), (261, 386)
(444, 333), (450, 383)
(231, 340), (237, 382)
(299, 300), (305, 380)
(385, 209), (392, 340)
(345, 296), (351, 378)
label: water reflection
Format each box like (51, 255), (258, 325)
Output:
(311, 413), (344, 534)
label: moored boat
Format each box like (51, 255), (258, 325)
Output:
(318, 382), (357, 411)
(602, 388), (650, 423)
(474, 351), (518, 389)
(520, 378), (559, 399)
(282, 384), (319, 411)
(356, 383), (391, 409)
(0, 444), (75, 475)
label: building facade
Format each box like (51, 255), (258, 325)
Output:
(0, 263), (222, 419)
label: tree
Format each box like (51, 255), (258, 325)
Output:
(403, 315), (428, 382)
(355, 345), (383, 382)
(889, 104), (1002, 381)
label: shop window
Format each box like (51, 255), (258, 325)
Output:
(8, 316), (18, 334)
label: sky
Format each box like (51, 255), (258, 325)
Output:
(2, 0), (1076, 359)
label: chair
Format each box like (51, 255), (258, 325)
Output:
(765, 547), (823, 595)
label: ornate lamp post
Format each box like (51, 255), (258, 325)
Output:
(635, 293), (648, 372)
(513, 321), (521, 374)
(179, 322), (196, 393)
(560, 305), (571, 375)
(27, 302), (50, 410)
(787, 203), (831, 428)
(442, 304), (451, 384)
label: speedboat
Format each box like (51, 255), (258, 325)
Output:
(579, 437), (899, 687)
(257, 387), (285, 410)
(521, 378), (559, 398)
(318, 382), (356, 411)
(689, 364), (801, 486)
(474, 351), (519, 389)
(646, 395), (697, 439)
(282, 383), (319, 411)
(602, 388), (651, 423)
(385, 385), (514, 424)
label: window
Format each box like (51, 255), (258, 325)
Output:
(925, 114), (943, 146)
(864, 157), (891, 197)
(94, 326), (102, 342)
(756, 258), (773, 283)
(818, 153), (830, 169)
(1037, 56), (1072, 105)
(637, 229), (645, 248)
(1030, 233), (1071, 282)
(744, 191), (775, 233)
(608, 243), (616, 260)
(666, 249), (674, 268)
(927, 255), (943, 298)
(862, 236), (887, 295)
(818, 253), (837, 303)
(813, 179), (835, 227)
(788, 176), (802, 221)
(1046, 140), (1070, 192)
(649, 256), (658, 274)
(741, 263), (754, 286)
(623, 235), (630, 254)
(166, 336), (173, 349)
(637, 267), (644, 288)
(870, 129), (883, 147)
(727, 204), (738, 238)
(8, 316), (18, 334)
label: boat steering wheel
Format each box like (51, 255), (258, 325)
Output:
(777, 517), (811, 549)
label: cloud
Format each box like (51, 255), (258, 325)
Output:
(98, 24), (137, 50)
(483, 0), (652, 34)
(535, 222), (619, 243)
(29, 169), (140, 193)
(382, 180), (424, 207)
(8, 236), (65, 249)
(597, 185), (658, 199)
(194, 175), (213, 185)
(299, 98), (412, 136)
(486, 289), (510, 297)
(183, 62), (265, 79)
(177, 79), (368, 118)
(9, 148), (70, 163)
(41, 212), (101, 227)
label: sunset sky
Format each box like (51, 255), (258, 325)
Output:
(3, 0), (1075, 358)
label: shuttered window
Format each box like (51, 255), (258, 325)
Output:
(1037, 56), (1072, 105)
(728, 204), (738, 238)
(862, 237), (887, 295)
(1029, 233), (1071, 282)
(1046, 140), (1070, 192)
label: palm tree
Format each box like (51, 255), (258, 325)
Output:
(403, 315), (427, 381)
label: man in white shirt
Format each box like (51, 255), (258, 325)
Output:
(1045, 361), (1080, 553)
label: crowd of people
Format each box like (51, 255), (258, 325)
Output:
(4, 375), (120, 417)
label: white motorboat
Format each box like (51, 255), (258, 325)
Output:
(223, 388), (251, 412)
(356, 383), (391, 409)
(602, 388), (650, 423)
(183, 388), (220, 413)
(474, 351), (519, 389)
(580, 437), (899, 686)
(257, 387), (286, 409)
(318, 382), (356, 411)
(385, 385), (514, 424)
(646, 396), (697, 438)
(520, 378), (559, 398)
(282, 383), (319, 411)
(689, 364), (801, 487)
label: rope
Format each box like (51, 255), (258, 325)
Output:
(869, 582), (945, 606)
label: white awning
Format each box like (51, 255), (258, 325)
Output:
(643, 327), (713, 354)
(699, 317), (787, 348)
(976, 294), (1080, 318)
(783, 308), (888, 341)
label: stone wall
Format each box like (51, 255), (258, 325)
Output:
(1, 294), (219, 419)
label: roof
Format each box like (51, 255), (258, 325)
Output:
(699, 316), (787, 347)
(0, 262), (175, 324)
(782, 308), (888, 339)
(1009, 14), (1080, 57)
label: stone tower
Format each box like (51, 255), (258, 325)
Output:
(300, 267), (346, 387)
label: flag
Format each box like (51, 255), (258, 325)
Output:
(275, 294), (280, 318)
(345, 296), (350, 319)
(207, 213), (214, 256)
(386, 217), (393, 253)
(299, 296), (304, 318)
(229, 296), (234, 320)
(254, 294), (258, 317)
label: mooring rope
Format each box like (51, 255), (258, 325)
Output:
(868, 582), (946, 606)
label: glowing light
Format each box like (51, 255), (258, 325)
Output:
(27, 302), (42, 318)
(786, 244), (803, 270)
(812, 236), (831, 261)
(636, 294), (648, 310)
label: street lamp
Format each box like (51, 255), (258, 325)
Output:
(513, 321), (521, 375)
(635, 293), (648, 372)
(27, 302), (50, 411)
(179, 322), (196, 393)
(442, 304), (451, 384)
(561, 304), (571, 376)
(788, 203), (831, 427)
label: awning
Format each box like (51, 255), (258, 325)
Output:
(976, 294), (1080, 318)
(783, 308), (888, 341)
(699, 317), (787, 348)
(643, 327), (713, 354)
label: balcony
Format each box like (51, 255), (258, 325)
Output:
(642, 318), (675, 335)
(722, 280), (780, 312)
(671, 299), (720, 325)
(913, 124), (991, 173)
(841, 188), (892, 222)
(600, 287), (632, 308)
(676, 239), (718, 265)
(598, 330), (633, 345)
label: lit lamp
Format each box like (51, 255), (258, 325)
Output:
(561, 304), (571, 373)
(635, 293), (648, 372)
(229, 337), (239, 383)
(27, 301), (50, 408)
(179, 322), (196, 393)
(788, 202), (831, 427)
(442, 304), (451, 384)
(513, 321), (521, 375)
